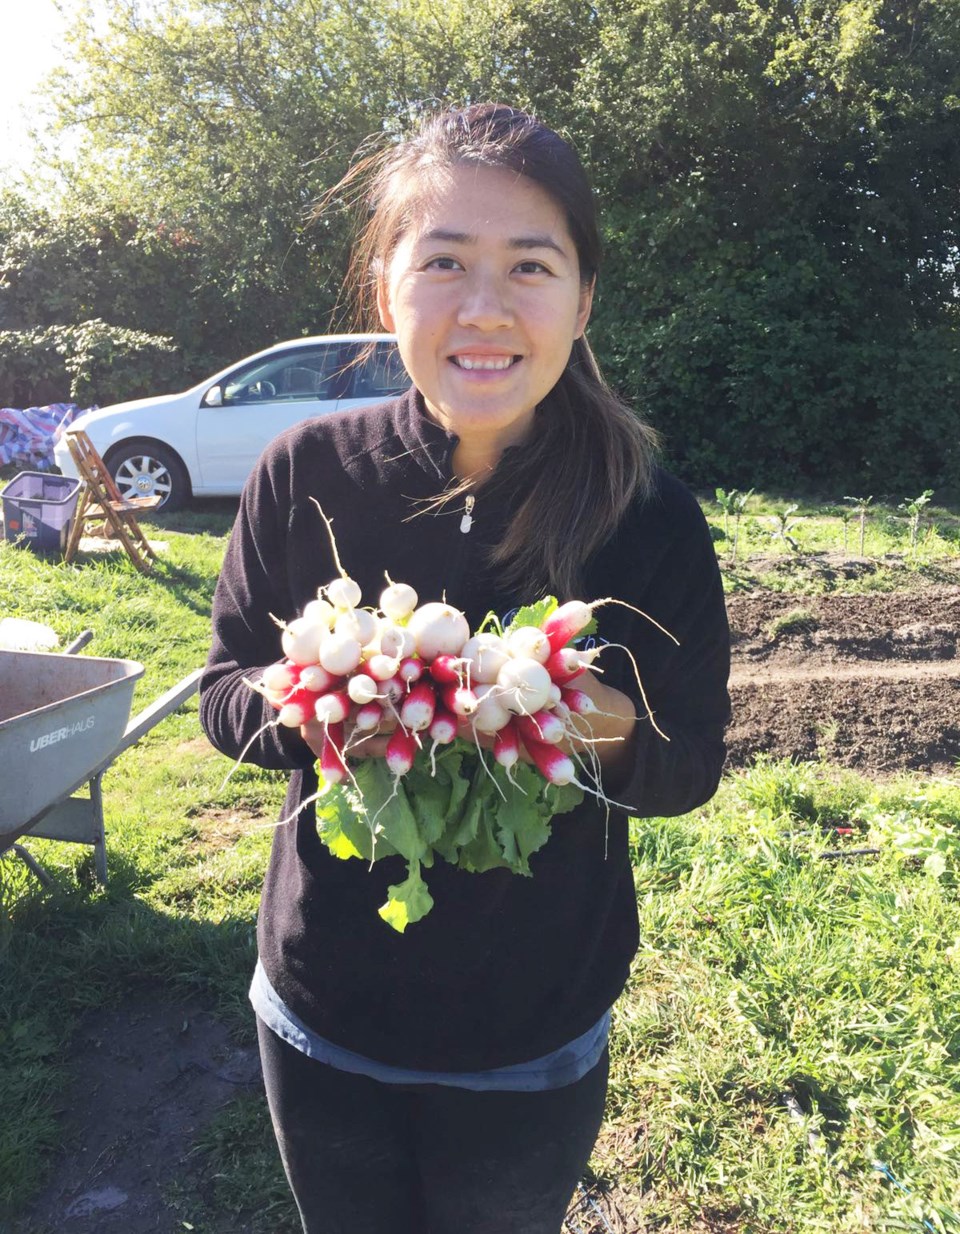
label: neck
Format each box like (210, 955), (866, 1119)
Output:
(450, 438), (500, 483)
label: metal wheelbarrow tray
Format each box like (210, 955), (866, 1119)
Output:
(0, 648), (202, 882)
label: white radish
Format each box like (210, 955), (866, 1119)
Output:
(281, 617), (326, 666)
(302, 597), (336, 629)
(379, 581), (418, 621)
(472, 684), (512, 734)
(347, 673), (380, 705)
(319, 632), (363, 677)
(497, 657), (552, 716)
(407, 602), (470, 661)
(506, 625), (551, 664)
(460, 633), (511, 683)
(326, 576), (362, 610)
(378, 625), (416, 660)
(335, 608), (378, 646)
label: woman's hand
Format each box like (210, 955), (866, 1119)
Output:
(301, 710), (399, 762)
(558, 671), (638, 784)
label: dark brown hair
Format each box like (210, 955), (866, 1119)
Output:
(327, 103), (658, 598)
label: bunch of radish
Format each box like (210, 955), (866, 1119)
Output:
(233, 503), (674, 931)
(255, 573), (615, 796)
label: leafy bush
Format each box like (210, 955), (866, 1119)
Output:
(0, 319), (179, 407)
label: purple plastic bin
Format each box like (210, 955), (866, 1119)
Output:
(1, 471), (82, 554)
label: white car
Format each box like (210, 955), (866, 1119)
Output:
(54, 334), (409, 511)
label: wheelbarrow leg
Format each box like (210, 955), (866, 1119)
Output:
(11, 844), (55, 888)
(90, 772), (107, 885)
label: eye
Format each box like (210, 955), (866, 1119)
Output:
(424, 255), (463, 272)
(514, 259), (551, 275)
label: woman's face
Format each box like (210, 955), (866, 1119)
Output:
(377, 163), (593, 471)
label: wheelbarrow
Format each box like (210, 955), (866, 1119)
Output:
(0, 636), (202, 884)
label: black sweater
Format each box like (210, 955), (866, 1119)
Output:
(199, 388), (731, 1072)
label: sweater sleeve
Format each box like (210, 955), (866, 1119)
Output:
(199, 443), (317, 772)
(598, 479), (731, 820)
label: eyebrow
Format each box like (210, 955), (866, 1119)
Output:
(420, 228), (568, 257)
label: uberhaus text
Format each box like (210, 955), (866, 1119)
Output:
(30, 717), (96, 752)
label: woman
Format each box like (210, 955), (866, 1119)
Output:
(200, 103), (730, 1234)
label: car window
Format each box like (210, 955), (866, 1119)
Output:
(222, 346), (340, 404)
(346, 343), (410, 400)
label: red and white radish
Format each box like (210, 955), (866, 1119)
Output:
(429, 707), (458, 745)
(516, 709), (565, 746)
(298, 663), (339, 694)
(320, 722), (349, 784)
(399, 680), (437, 732)
(441, 684), (479, 717)
(521, 737), (577, 786)
(262, 661), (299, 694)
(493, 722), (521, 770)
(314, 689), (351, 725)
(352, 700), (385, 733)
(397, 656), (423, 684)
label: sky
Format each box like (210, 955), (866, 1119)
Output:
(0, 0), (72, 177)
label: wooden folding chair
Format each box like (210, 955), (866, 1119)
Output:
(62, 429), (162, 573)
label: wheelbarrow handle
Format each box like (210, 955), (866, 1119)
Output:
(64, 629), (95, 655)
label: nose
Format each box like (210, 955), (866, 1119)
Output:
(456, 270), (514, 330)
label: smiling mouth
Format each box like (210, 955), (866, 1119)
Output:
(450, 355), (520, 371)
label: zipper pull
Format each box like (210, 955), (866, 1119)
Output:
(459, 494), (475, 534)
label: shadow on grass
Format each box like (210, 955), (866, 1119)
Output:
(0, 845), (261, 1224)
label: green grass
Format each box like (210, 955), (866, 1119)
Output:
(2, 495), (960, 1230)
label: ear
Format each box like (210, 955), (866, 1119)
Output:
(574, 277), (595, 339)
(376, 277), (396, 333)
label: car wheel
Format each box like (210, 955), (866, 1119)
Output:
(107, 441), (190, 512)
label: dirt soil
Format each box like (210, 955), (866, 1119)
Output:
(12, 581), (960, 1234)
(725, 585), (960, 776)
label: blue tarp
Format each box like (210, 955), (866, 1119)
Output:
(0, 404), (97, 470)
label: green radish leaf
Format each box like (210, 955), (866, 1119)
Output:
(505, 596), (558, 634)
(457, 808), (514, 872)
(315, 791), (368, 861)
(379, 861), (434, 932)
(356, 760), (427, 863)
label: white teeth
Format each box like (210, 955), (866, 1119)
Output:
(456, 356), (514, 371)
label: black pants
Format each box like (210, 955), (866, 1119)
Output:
(257, 1018), (609, 1234)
